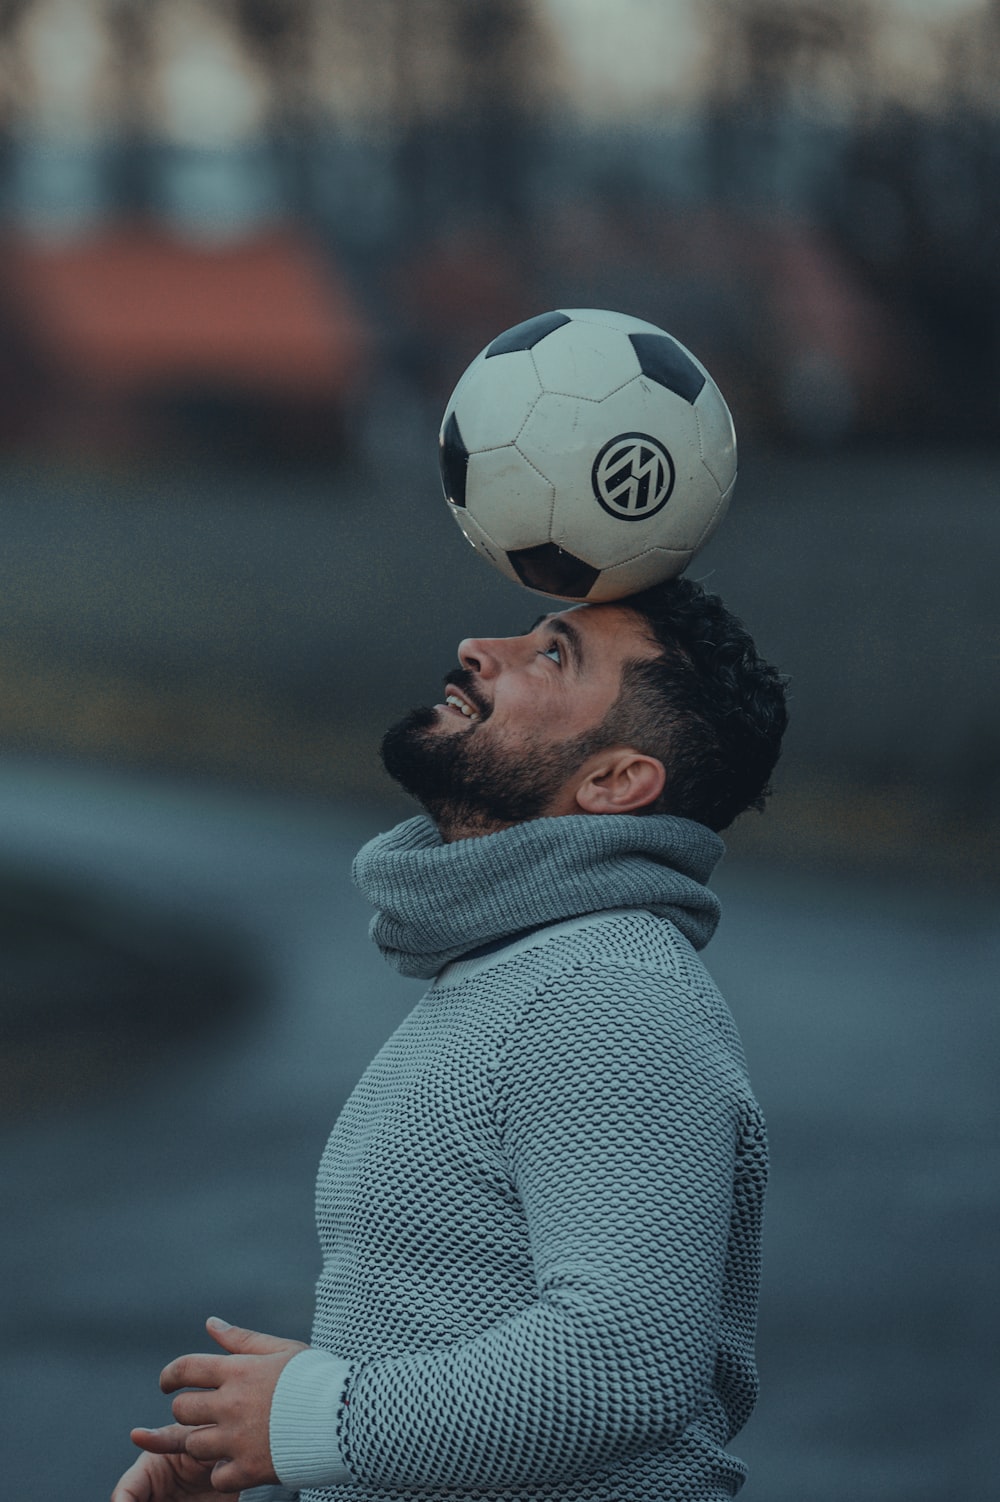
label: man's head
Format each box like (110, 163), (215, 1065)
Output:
(381, 576), (788, 842)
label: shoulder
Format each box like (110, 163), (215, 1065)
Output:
(429, 907), (750, 1085)
(491, 910), (743, 1063)
(536, 908), (727, 1021)
(489, 918), (757, 1148)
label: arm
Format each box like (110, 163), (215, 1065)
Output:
(273, 966), (740, 1492)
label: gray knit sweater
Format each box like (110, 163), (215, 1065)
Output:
(251, 812), (767, 1502)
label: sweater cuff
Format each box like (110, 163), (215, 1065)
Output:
(269, 1347), (353, 1489)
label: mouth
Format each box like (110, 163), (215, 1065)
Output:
(440, 684), (483, 723)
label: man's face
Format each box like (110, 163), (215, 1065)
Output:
(380, 603), (660, 839)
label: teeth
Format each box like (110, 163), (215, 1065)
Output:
(445, 694), (479, 721)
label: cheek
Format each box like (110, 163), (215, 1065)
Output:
(488, 682), (531, 723)
(494, 692), (592, 745)
(580, 672), (627, 726)
(493, 669), (614, 738)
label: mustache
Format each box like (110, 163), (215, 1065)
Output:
(442, 666), (492, 721)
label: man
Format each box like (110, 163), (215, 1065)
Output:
(112, 575), (787, 1502)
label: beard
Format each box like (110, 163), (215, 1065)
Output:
(380, 672), (599, 839)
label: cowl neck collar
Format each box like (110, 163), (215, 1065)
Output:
(352, 813), (724, 979)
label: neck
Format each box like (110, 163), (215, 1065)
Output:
(430, 790), (577, 843)
(423, 787), (579, 847)
(435, 812), (516, 844)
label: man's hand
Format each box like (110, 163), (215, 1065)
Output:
(113, 1316), (308, 1499)
(110, 1426), (237, 1501)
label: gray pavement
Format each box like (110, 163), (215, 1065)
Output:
(0, 758), (996, 1500)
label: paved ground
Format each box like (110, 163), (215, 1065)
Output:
(0, 758), (997, 1501)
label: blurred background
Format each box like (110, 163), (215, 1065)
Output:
(0, 2), (996, 1498)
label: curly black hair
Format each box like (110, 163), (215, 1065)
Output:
(597, 576), (789, 832)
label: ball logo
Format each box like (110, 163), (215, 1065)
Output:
(592, 432), (675, 521)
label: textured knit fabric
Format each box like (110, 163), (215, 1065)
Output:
(270, 812), (766, 1502)
(352, 812), (724, 977)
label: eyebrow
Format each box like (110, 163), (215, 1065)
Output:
(528, 612), (584, 672)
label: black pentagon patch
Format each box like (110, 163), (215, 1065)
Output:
(486, 311), (572, 359)
(629, 333), (706, 405)
(507, 543), (601, 599)
(439, 411), (469, 507)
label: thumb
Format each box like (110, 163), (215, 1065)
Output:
(129, 1422), (193, 1454)
(205, 1316), (292, 1355)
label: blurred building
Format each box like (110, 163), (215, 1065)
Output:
(0, 0), (993, 456)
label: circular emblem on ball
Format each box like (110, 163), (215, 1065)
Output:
(592, 432), (676, 521)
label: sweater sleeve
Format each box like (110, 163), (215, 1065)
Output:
(268, 1347), (353, 1489)
(326, 964), (741, 1491)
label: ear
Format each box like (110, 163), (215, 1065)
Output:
(573, 749), (666, 816)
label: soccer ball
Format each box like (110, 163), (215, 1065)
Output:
(438, 308), (737, 602)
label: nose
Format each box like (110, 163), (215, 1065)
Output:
(457, 635), (523, 679)
(457, 637), (498, 678)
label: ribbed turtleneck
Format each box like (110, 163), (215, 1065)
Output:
(352, 812), (724, 978)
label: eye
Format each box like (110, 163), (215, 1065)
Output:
(540, 640), (562, 665)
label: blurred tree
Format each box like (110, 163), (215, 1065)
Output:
(448, 0), (544, 224)
(701, 0), (876, 204)
(697, 0), (999, 441)
(825, 3), (1000, 438)
(833, 103), (999, 439)
(234, 0), (312, 130)
(381, 0), (547, 236)
(713, 0), (873, 107)
(366, 0), (551, 398)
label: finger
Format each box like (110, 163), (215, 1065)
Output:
(111, 1454), (152, 1502)
(210, 1456), (251, 1495)
(171, 1388), (222, 1427)
(129, 1423), (194, 1454)
(183, 1425), (225, 1464)
(160, 1353), (224, 1393)
(206, 1316), (291, 1356)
